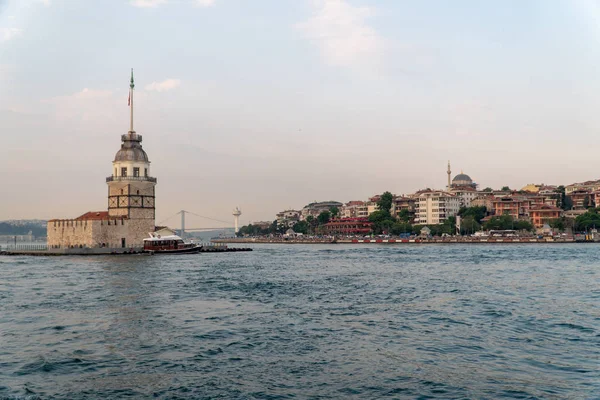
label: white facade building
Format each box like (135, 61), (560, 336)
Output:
(449, 187), (478, 208)
(414, 191), (461, 225)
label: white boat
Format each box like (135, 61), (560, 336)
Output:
(143, 231), (201, 254)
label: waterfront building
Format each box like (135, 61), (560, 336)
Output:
(47, 71), (157, 249)
(567, 189), (593, 210)
(366, 195), (382, 216)
(392, 196), (416, 220)
(252, 221), (273, 230)
(449, 186), (478, 208)
(301, 201), (343, 219)
(492, 196), (532, 219)
(276, 210), (301, 228)
(340, 201), (369, 219)
(323, 218), (373, 235)
(565, 179), (600, 195)
(414, 191), (461, 225)
(529, 205), (562, 228)
(471, 195), (495, 214)
(521, 183), (541, 193)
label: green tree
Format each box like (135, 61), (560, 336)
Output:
(555, 185), (572, 211)
(377, 191), (394, 216)
(459, 216), (481, 235)
(391, 222), (412, 235)
(549, 218), (565, 232)
(458, 206), (487, 224)
(514, 220), (533, 231)
(293, 221), (309, 234)
(482, 187), (493, 192)
(330, 206), (340, 218)
(501, 186), (511, 192)
(270, 220), (279, 233)
(574, 208), (600, 231)
(369, 210), (391, 234)
(397, 209), (411, 223)
(317, 211), (331, 225)
(583, 195), (590, 209)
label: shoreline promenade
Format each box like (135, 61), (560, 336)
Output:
(212, 236), (590, 245)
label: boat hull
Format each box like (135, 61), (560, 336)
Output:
(144, 245), (202, 254)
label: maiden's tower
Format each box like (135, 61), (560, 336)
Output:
(47, 70), (157, 250)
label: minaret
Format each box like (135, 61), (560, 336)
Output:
(233, 207), (242, 234)
(106, 69), (157, 245)
(447, 161), (451, 191)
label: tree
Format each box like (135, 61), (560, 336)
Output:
(391, 222), (412, 235)
(549, 218), (565, 232)
(555, 186), (572, 211)
(458, 206), (487, 224)
(270, 220), (279, 233)
(377, 191), (394, 216)
(330, 206), (340, 218)
(460, 216), (481, 235)
(306, 215), (317, 234)
(483, 215), (533, 232)
(317, 211), (331, 225)
(369, 210), (393, 234)
(398, 209), (411, 223)
(514, 220), (533, 231)
(501, 186), (511, 192)
(583, 195), (590, 209)
(482, 187), (493, 192)
(575, 208), (600, 231)
(293, 221), (309, 234)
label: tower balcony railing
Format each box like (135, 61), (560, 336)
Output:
(122, 133), (143, 142)
(106, 175), (157, 183)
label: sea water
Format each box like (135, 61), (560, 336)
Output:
(0, 244), (598, 399)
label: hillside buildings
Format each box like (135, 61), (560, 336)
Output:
(301, 201), (343, 219)
(414, 191), (461, 225)
(264, 161), (600, 234)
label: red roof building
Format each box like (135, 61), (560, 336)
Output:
(323, 218), (373, 235)
(529, 205), (562, 228)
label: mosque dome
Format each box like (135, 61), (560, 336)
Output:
(452, 173), (474, 186)
(114, 133), (149, 162)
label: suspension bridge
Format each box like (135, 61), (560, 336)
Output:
(157, 210), (235, 238)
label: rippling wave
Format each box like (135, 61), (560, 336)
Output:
(0, 244), (598, 399)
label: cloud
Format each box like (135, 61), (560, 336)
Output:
(0, 28), (23, 42)
(43, 88), (118, 121)
(130, 0), (168, 8)
(130, 0), (215, 7)
(195, 0), (215, 6)
(145, 79), (182, 92)
(295, 0), (385, 68)
(39, 0), (51, 6)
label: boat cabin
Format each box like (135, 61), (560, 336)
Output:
(143, 236), (187, 251)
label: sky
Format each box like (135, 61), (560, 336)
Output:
(2, 0), (600, 227)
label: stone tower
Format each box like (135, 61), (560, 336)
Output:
(106, 69), (157, 224)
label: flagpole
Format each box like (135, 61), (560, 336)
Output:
(129, 68), (134, 133)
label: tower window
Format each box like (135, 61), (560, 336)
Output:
(145, 168), (148, 177)
(121, 167), (127, 177)
(133, 167), (140, 177)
